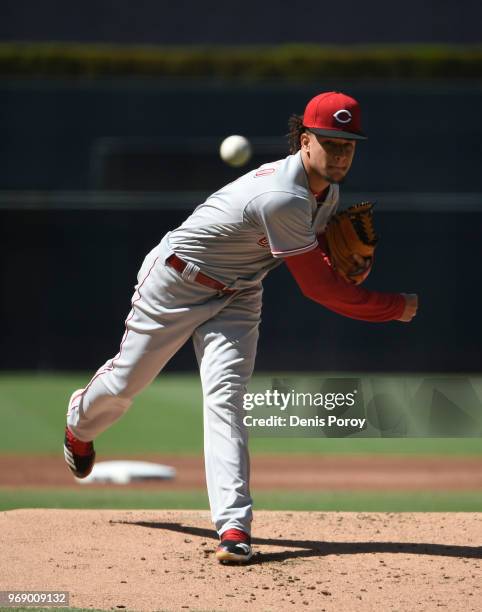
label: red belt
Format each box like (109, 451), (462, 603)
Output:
(166, 254), (237, 295)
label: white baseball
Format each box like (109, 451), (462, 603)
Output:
(219, 135), (252, 167)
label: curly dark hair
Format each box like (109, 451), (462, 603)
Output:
(287, 113), (308, 154)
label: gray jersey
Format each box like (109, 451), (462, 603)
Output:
(164, 151), (339, 290)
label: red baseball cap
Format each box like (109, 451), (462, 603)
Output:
(303, 91), (367, 140)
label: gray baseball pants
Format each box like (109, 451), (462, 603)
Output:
(67, 243), (262, 536)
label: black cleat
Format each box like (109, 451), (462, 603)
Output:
(216, 529), (253, 563)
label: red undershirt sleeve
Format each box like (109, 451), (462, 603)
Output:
(284, 245), (405, 322)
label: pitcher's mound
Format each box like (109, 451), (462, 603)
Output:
(1, 509), (481, 611)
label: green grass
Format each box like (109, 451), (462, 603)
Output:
(1, 372), (482, 456)
(2, 487), (482, 512)
(0, 373), (204, 454)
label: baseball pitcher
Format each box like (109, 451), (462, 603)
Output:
(64, 91), (418, 563)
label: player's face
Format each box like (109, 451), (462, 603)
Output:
(306, 134), (357, 185)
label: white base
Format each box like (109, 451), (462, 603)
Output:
(76, 460), (176, 484)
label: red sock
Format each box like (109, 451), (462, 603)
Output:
(66, 428), (93, 456)
(221, 529), (250, 542)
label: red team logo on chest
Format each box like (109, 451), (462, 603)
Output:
(255, 167), (276, 177)
(257, 236), (269, 248)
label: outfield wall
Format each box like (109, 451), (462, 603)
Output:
(1, 206), (480, 372)
(1, 77), (480, 372)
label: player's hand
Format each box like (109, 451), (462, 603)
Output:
(397, 293), (418, 322)
(347, 254), (372, 285)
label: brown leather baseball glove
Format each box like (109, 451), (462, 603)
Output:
(323, 202), (378, 284)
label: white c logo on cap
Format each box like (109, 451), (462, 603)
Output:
(333, 109), (352, 124)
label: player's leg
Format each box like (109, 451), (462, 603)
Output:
(66, 246), (218, 443)
(192, 284), (262, 544)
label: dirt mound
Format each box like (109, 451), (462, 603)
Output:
(1, 509), (481, 611)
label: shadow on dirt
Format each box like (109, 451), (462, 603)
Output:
(113, 520), (482, 563)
